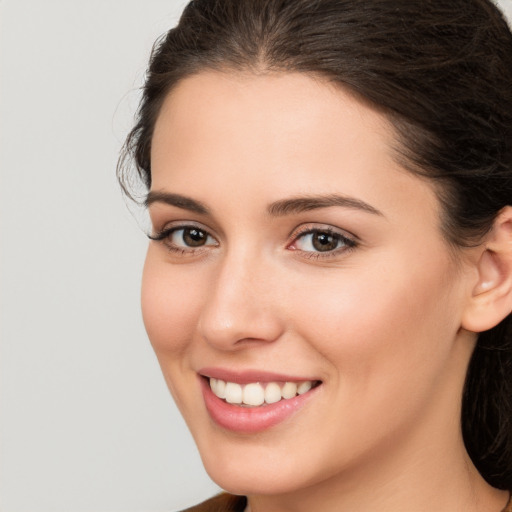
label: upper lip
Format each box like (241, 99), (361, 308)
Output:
(198, 367), (320, 384)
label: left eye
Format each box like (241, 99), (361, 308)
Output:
(293, 230), (353, 253)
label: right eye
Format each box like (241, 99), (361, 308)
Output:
(149, 225), (219, 253)
(170, 227), (215, 248)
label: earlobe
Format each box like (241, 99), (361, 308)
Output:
(462, 207), (512, 333)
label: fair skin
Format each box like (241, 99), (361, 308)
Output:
(142, 71), (511, 512)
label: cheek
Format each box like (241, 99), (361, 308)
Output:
(278, 251), (464, 461)
(288, 249), (461, 386)
(140, 248), (201, 358)
(140, 249), (209, 416)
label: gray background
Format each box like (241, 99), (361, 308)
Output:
(1, 1), (511, 511)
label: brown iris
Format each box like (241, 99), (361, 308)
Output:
(312, 231), (339, 252)
(182, 228), (208, 247)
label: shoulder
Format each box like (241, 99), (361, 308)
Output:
(180, 493), (247, 512)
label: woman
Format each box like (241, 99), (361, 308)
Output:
(118, 1), (512, 510)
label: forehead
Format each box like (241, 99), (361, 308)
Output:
(152, 71), (392, 166)
(150, 70), (440, 227)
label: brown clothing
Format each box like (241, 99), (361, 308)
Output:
(181, 493), (246, 512)
(180, 492), (512, 512)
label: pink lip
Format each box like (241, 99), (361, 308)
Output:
(199, 374), (321, 434)
(198, 367), (317, 384)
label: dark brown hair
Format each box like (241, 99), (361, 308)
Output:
(118, 0), (512, 489)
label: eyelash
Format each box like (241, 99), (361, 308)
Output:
(148, 223), (358, 259)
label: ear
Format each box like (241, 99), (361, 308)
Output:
(462, 207), (512, 333)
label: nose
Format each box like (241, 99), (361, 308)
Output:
(197, 250), (285, 350)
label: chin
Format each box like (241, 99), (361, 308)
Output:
(194, 429), (331, 497)
(203, 457), (308, 496)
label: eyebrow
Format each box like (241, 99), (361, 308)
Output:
(267, 194), (383, 217)
(145, 191), (383, 218)
(145, 191), (210, 214)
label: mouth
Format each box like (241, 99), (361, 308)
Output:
(198, 370), (322, 433)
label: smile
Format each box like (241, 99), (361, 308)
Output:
(200, 371), (322, 433)
(209, 378), (317, 406)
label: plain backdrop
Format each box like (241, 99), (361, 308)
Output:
(1, 1), (511, 511)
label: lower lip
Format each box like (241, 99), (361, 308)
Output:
(200, 377), (320, 433)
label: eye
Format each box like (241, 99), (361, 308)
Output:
(289, 227), (357, 255)
(149, 225), (218, 253)
(170, 227), (214, 248)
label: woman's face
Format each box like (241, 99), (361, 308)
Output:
(143, 72), (476, 495)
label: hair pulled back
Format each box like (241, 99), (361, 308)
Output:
(119, 0), (512, 489)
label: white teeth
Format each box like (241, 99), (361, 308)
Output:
(215, 378), (226, 399)
(243, 383), (265, 406)
(264, 382), (282, 404)
(210, 377), (226, 399)
(224, 382), (243, 404)
(209, 378), (316, 406)
(281, 382), (298, 399)
(297, 381), (312, 395)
